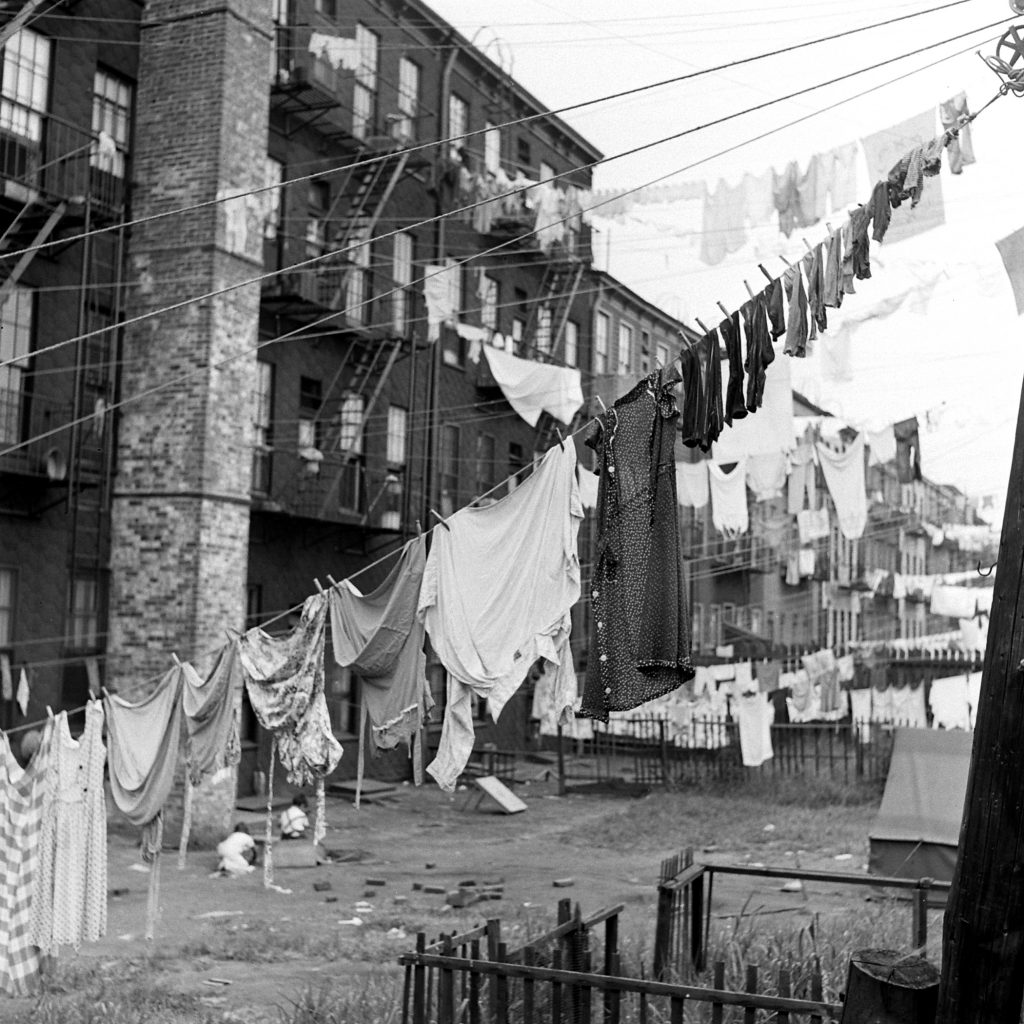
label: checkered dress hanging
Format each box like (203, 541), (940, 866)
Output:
(0, 722), (51, 996)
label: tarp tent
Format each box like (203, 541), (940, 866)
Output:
(869, 727), (972, 882)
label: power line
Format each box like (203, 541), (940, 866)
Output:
(0, 0), (997, 268)
(0, 13), (1006, 381)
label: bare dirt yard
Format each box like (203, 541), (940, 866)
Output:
(4, 777), (904, 1023)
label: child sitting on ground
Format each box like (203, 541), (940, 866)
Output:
(279, 793), (309, 840)
(216, 822), (256, 876)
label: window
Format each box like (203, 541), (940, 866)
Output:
(264, 157), (284, 240)
(252, 361), (274, 494)
(691, 603), (704, 651)
(516, 136), (531, 170)
(535, 306), (552, 356)
(476, 432), (496, 496)
(656, 341), (670, 370)
(0, 29), (51, 142)
(508, 441), (526, 494)
(484, 122), (500, 174)
(640, 329), (651, 374)
(298, 376), (322, 450)
(440, 424), (460, 516)
(386, 405), (407, 466)
(272, 0), (289, 24)
(594, 312), (609, 373)
(337, 393), (364, 455)
(0, 568), (14, 647)
(564, 320), (578, 367)
(345, 226), (370, 325)
(392, 231), (413, 333)
(617, 322), (633, 375)
(68, 577), (99, 650)
(0, 284), (33, 446)
(91, 70), (132, 177)
(448, 93), (468, 159)
(480, 275), (498, 330)
(352, 24), (379, 139)
(396, 58), (419, 140)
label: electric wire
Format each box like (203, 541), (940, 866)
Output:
(0, 0), (999, 267)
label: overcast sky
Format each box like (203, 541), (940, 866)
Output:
(429, 0), (1024, 514)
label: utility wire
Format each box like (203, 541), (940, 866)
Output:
(0, 0), (998, 267)
(0, 26), (1005, 462)
(0, 13), (1007, 381)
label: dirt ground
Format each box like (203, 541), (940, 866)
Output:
(1, 778), (882, 1022)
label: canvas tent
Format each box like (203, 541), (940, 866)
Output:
(869, 727), (972, 882)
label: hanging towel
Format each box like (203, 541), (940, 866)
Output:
(675, 461), (709, 508)
(745, 452), (787, 502)
(930, 584), (978, 619)
(239, 593), (342, 788)
(30, 702), (107, 955)
(419, 444), (582, 788)
(581, 373), (694, 722)
(330, 535), (433, 754)
(105, 665), (186, 834)
(736, 690), (774, 767)
(183, 645), (242, 785)
(867, 424), (897, 465)
(0, 719), (52, 995)
(483, 345), (584, 428)
(797, 506), (830, 544)
(815, 434), (867, 540)
(929, 674), (971, 731)
(708, 460), (749, 536)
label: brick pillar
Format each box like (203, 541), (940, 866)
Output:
(109, 0), (271, 845)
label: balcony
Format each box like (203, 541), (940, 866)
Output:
(0, 111), (126, 217)
(252, 446), (407, 530)
(705, 533), (774, 573)
(0, 387), (74, 509)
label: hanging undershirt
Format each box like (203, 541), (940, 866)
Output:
(929, 675), (972, 731)
(708, 460), (749, 536)
(580, 373), (694, 722)
(815, 434), (867, 540)
(30, 702), (107, 955)
(745, 452), (786, 502)
(419, 443), (582, 788)
(736, 689), (774, 767)
(675, 461), (709, 509)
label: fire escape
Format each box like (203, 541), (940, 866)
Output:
(0, 110), (127, 596)
(257, 20), (426, 532)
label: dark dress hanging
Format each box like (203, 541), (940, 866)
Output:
(579, 372), (695, 722)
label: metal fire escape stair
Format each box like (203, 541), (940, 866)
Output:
(521, 258), (585, 362)
(0, 200), (68, 306)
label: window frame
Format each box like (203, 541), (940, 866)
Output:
(563, 319), (578, 368)
(252, 360), (274, 494)
(594, 311), (609, 373)
(0, 28), (52, 144)
(617, 321), (633, 375)
(0, 566), (15, 649)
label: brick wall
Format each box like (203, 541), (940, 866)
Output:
(108, 0), (272, 844)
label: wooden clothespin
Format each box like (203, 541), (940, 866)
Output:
(171, 653), (181, 667)
(555, 428), (565, 451)
(802, 237), (813, 254)
(415, 519), (423, 536)
(694, 318), (712, 336)
(326, 574), (338, 588)
(779, 254), (792, 268)
(758, 263), (774, 283)
(743, 280), (756, 300)
(430, 508), (451, 532)
(313, 579), (325, 594)
(826, 222), (834, 235)
(716, 301), (731, 320)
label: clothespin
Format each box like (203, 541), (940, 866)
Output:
(780, 255), (792, 268)
(802, 237), (813, 254)
(716, 301), (730, 320)
(826, 222), (834, 235)
(694, 318), (711, 336)
(171, 653), (182, 667)
(758, 263), (773, 282)
(430, 508), (451, 532)
(415, 519), (423, 536)
(743, 280), (755, 300)
(555, 428), (565, 451)
(313, 579), (325, 595)
(326, 574), (338, 588)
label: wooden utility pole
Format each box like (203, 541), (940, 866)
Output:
(936, 374), (1024, 1021)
